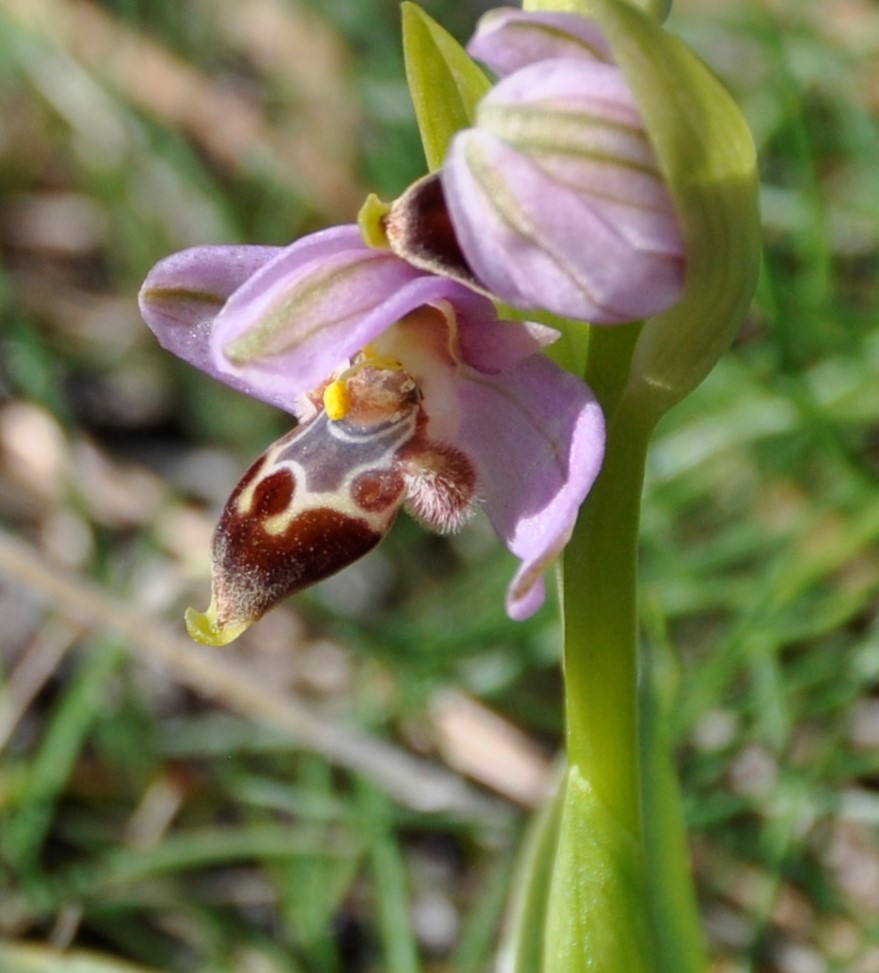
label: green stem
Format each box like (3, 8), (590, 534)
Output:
(555, 322), (707, 973)
(562, 324), (652, 838)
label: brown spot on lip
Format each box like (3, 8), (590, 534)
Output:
(250, 468), (296, 518)
(352, 469), (406, 513)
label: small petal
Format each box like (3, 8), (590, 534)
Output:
(383, 172), (484, 294)
(468, 7), (614, 76)
(456, 311), (560, 375)
(456, 354), (605, 620)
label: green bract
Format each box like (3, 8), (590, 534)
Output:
(400, 2), (491, 172)
(544, 767), (654, 973)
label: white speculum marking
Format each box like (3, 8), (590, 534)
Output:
(237, 397), (419, 538)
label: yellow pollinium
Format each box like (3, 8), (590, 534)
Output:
(322, 378), (351, 421)
(185, 599), (251, 647)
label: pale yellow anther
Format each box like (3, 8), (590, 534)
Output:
(323, 379), (351, 421)
(360, 344), (403, 372)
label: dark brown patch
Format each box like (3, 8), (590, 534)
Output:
(211, 504), (389, 629)
(250, 468), (296, 518)
(227, 454), (268, 508)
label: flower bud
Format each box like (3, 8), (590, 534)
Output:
(441, 53), (686, 324)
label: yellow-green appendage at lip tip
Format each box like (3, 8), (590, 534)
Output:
(185, 600), (251, 647)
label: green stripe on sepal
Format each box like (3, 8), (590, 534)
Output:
(401, 3), (491, 172)
(524, 0), (672, 24)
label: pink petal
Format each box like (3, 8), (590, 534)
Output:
(483, 60), (685, 261)
(454, 297), (560, 374)
(456, 354), (605, 620)
(482, 57), (646, 145)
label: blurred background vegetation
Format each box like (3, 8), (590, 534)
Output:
(0, 0), (878, 971)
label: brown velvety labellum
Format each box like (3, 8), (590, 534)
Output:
(193, 364), (439, 642)
(212, 504), (385, 628)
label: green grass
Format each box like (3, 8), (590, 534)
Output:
(1, 1), (878, 971)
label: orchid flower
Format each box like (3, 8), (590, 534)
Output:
(386, 6), (687, 325)
(139, 225), (605, 645)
